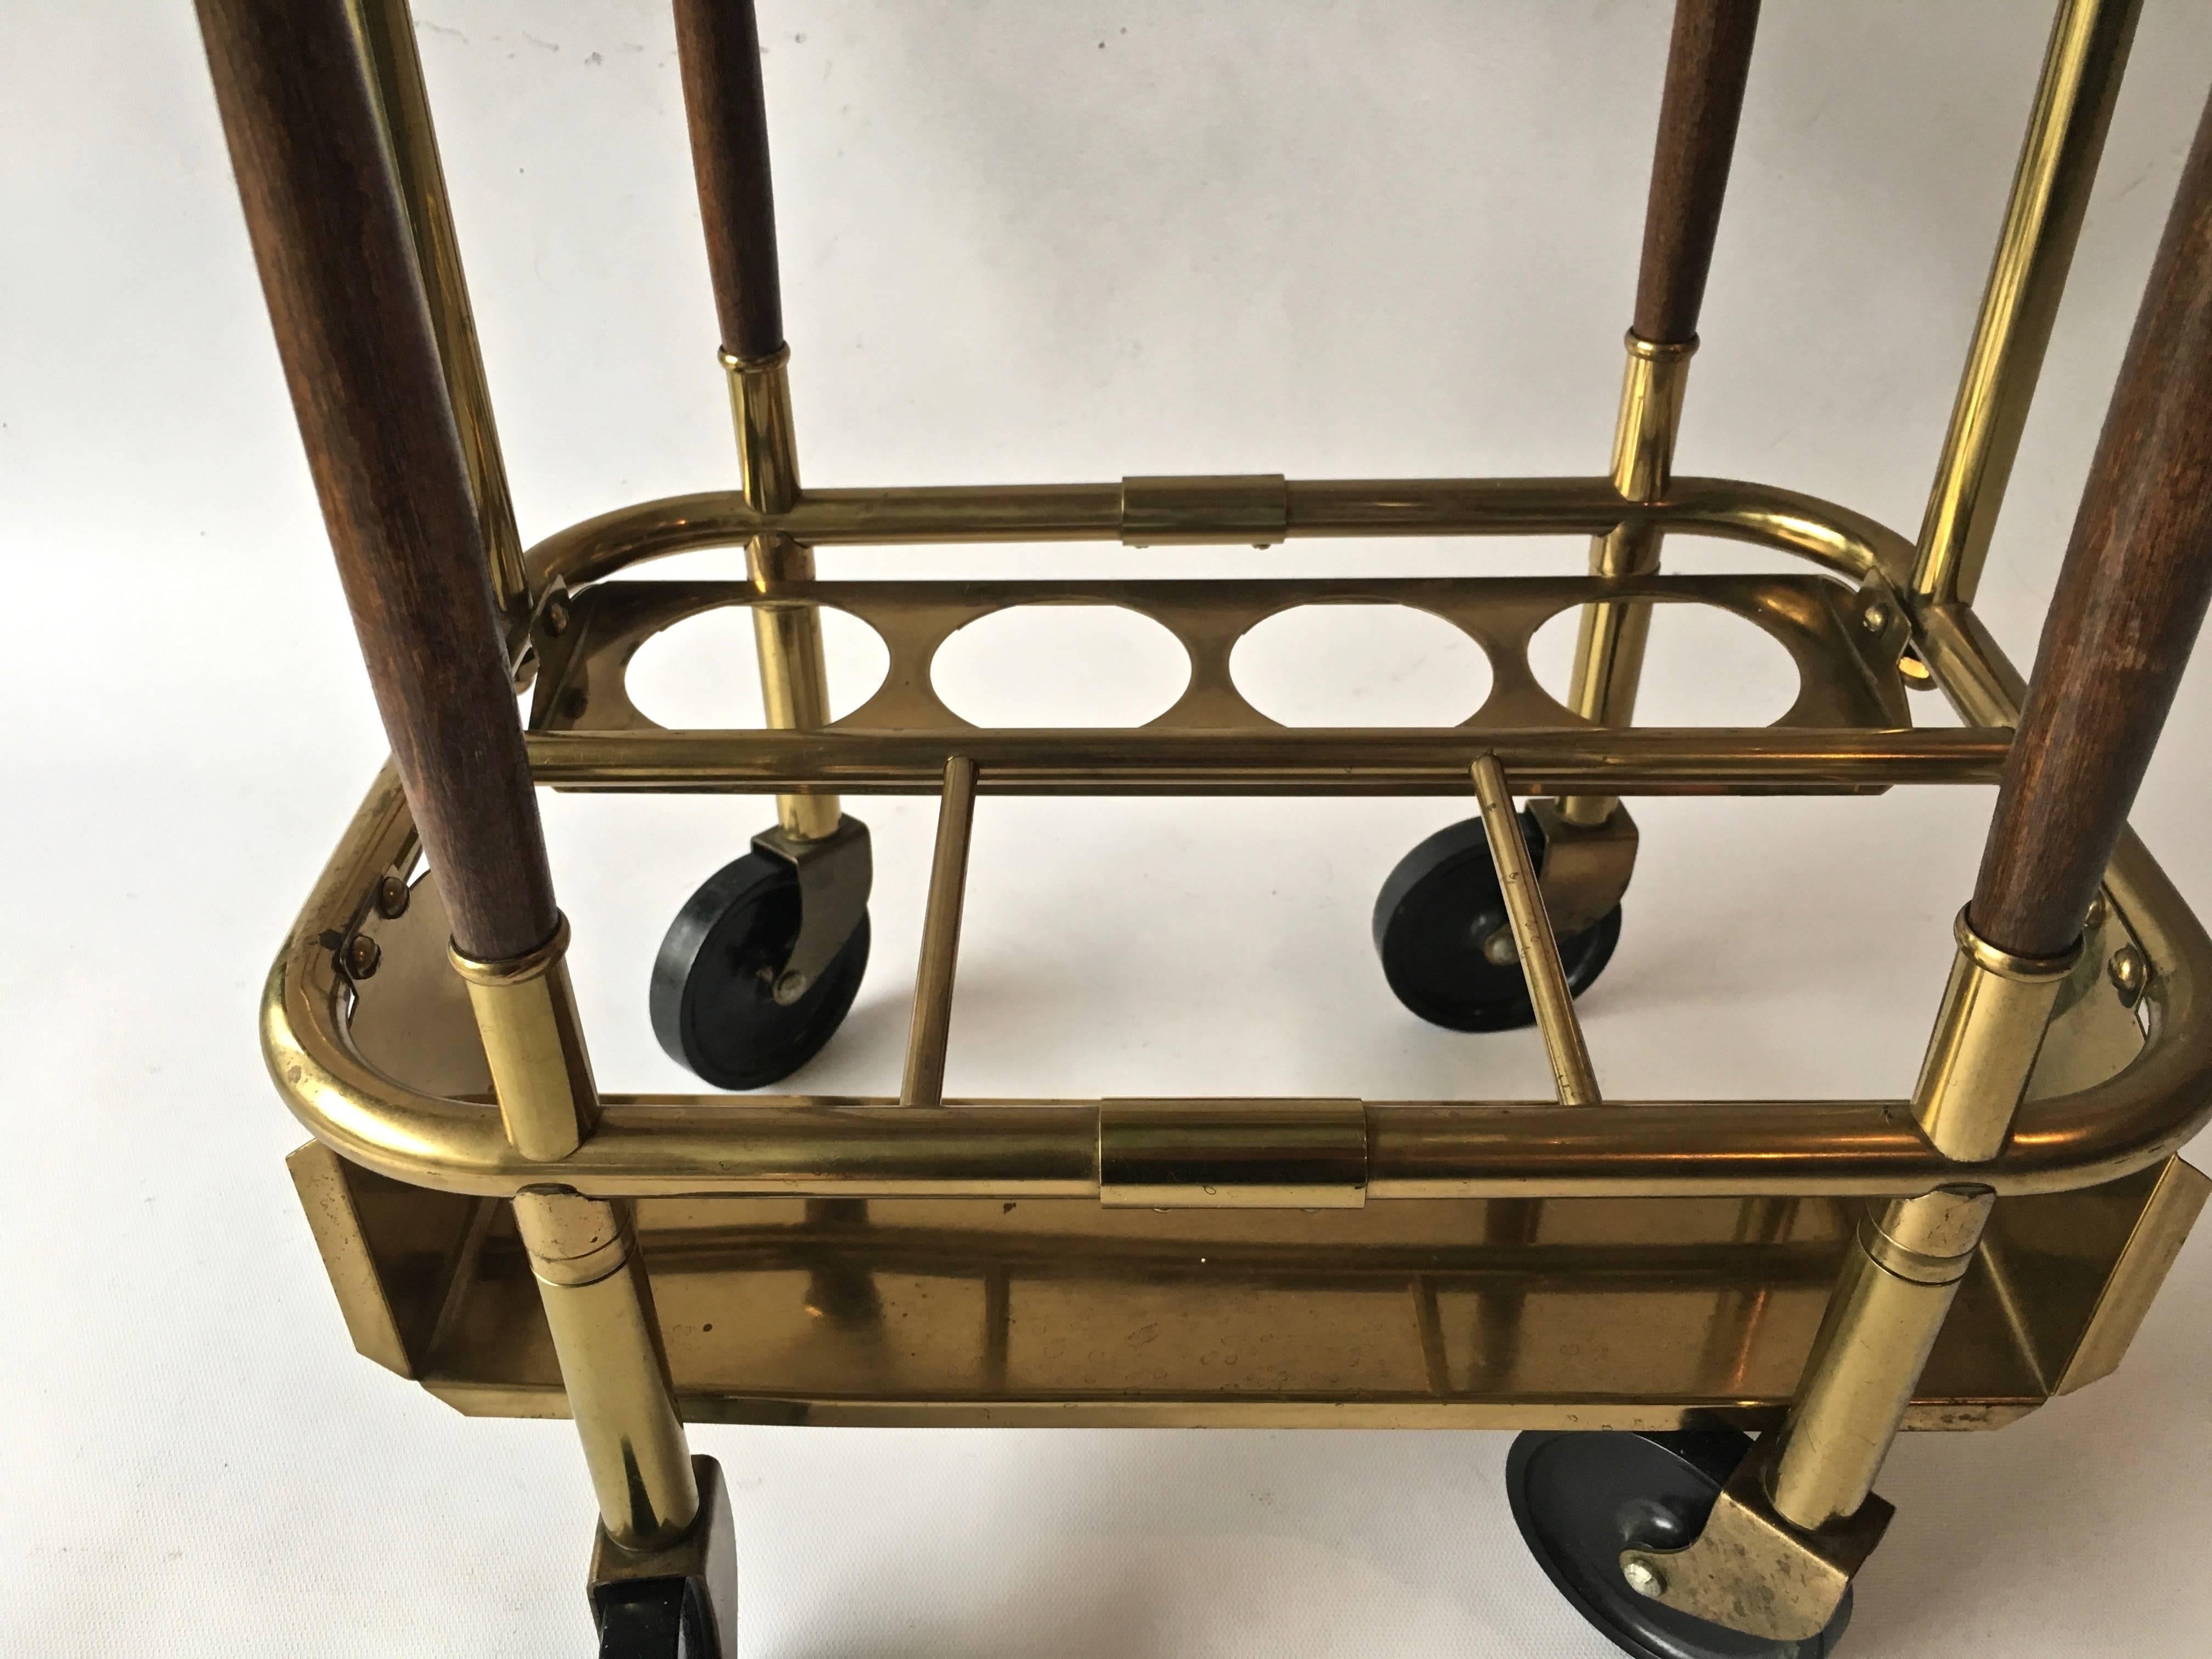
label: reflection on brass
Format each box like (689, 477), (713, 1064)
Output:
(450, 916), (600, 1161)
(1099, 1101), (1367, 1209)
(1766, 1188), (1995, 1531)
(901, 757), (978, 1109)
(1912, 910), (2080, 1163)
(723, 347), (839, 839)
(514, 1189), (698, 1549)
(1912, 0), (2142, 606)
(1120, 474), (1289, 546)
(347, 0), (529, 618)
(1565, 333), (1697, 826)
(1471, 755), (1600, 1105)
(1624, 1434), (1893, 1643)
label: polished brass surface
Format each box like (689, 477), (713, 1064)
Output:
(1121, 474), (1289, 546)
(1098, 1100), (1367, 1209)
(530, 571), (1911, 745)
(1471, 755), (1601, 1105)
(1912, 910), (2080, 1163)
(1911, 0), (2141, 605)
(723, 347), (840, 839)
(347, 0), (529, 618)
(450, 915), (601, 1161)
(2050, 1156), (2211, 1393)
(1526, 798), (1640, 939)
(901, 757), (978, 1109)
(1565, 334), (1697, 826)
(590, 1455), (738, 1659)
(1766, 1187), (1995, 1531)
(525, 475), (1913, 592)
(287, 1140), (417, 1376)
(515, 1189), (698, 1549)
(1623, 1434), (1893, 1643)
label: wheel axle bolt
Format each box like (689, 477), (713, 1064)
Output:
(1481, 927), (1520, 967)
(1621, 1558), (1666, 1598)
(772, 969), (811, 1006)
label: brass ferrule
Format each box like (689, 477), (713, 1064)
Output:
(1911, 909), (2081, 1162)
(450, 913), (600, 1161)
(1099, 1100), (1367, 1209)
(511, 1188), (697, 1549)
(721, 345), (800, 516)
(1610, 332), (1697, 503)
(1856, 1187), (1994, 1284)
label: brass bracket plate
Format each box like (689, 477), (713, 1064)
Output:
(749, 816), (873, 992)
(1621, 1434), (1893, 1643)
(528, 572), (1912, 743)
(1527, 798), (1640, 937)
(589, 1454), (738, 1659)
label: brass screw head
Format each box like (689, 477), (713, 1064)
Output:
(543, 595), (571, 637)
(375, 873), (411, 919)
(1860, 600), (1891, 635)
(342, 933), (382, 980)
(1621, 1558), (1666, 1598)
(2109, 944), (2151, 1008)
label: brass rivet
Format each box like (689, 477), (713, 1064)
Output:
(1621, 1558), (1666, 1598)
(1860, 600), (1891, 635)
(343, 933), (382, 980)
(543, 595), (571, 637)
(2109, 944), (2150, 1008)
(375, 874), (411, 919)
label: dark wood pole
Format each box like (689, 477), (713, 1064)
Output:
(675, 0), (786, 360)
(198, 0), (558, 962)
(1633, 0), (1762, 345)
(1972, 86), (2212, 961)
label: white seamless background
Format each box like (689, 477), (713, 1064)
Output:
(7, 3), (2212, 1654)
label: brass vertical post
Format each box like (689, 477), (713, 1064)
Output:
(1911, 0), (2141, 606)
(725, 347), (840, 842)
(901, 756), (979, 1108)
(513, 1189), (699, 1550)
(347, 0), (531, 622)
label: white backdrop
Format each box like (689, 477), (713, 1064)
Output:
(8, 2), (2212, 1653)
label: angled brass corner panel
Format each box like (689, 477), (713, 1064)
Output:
(287, 1141), (414, 1377)
(2054, 1156), (2211, 1395)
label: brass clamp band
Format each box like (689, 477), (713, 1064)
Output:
(514, 1186), (635, 1289)
(450, 912), (601, 1161)
(1856, 1188), (1994, 1285)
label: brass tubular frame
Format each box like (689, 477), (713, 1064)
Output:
(1910, 0), (2141, 605)
(1911, 911), (2081, 1161)
(900, 756), (978, 1108)
(724, 347), (840, 840)
(347, 0), (530, 620)
(1470, 755), (1602, 1105)
(1564, 335), (1697, 826)
(513, 1189), (698, 1549)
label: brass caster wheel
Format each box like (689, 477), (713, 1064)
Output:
(1373, 812), (1621, 1031)
(1506, 1429), (1853, 1659)
(595, 1579), (716, 1658)
(651, 847), (870, 1088)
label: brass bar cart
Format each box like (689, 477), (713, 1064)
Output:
(200, 0), (2212, 1653)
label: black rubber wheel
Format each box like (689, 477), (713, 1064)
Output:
(651, 851), (870, 1089)
(1372, 811), (1621, 1031)
(1506, 1430), (1852, 1659)
(596, 1578), (712, 1658)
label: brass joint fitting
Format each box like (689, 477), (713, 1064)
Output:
(1912, 909), (2081, 1162)
(1120, 473), (1289, 548)
(1856, 1186), (1995, 1285)
(512, 1188), (698, 1550)
(450, 913), (600, 1161)
(1099, 1100), (1366, 1209)
(721, 345), (799, 515)
(1610, 332), (1697, 504)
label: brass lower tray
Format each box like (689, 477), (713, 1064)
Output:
(294, 1144), (2206, 1432)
